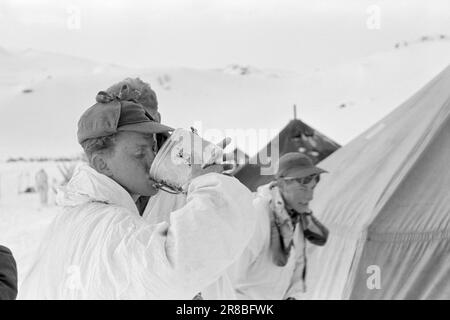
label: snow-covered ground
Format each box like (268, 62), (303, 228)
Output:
(0, 192), (58, 284)
(0, 161), (80, 285)
(1, 37), (450, 290)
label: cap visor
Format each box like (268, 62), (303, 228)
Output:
(117, 122), (174, 135)
(283, 166), (328, 179)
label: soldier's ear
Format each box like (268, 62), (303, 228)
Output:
(91, 153), (113, 177)
(277, 178), (288, 192)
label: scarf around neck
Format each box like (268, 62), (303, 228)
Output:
(268, 183), (329, 267)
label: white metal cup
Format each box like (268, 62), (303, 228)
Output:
(149, 128), (224, 194)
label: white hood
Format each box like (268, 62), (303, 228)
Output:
(56, 164), (138, 215)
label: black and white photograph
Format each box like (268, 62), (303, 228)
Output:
(0, 0), (449, 306)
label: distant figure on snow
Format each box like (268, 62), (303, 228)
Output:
(35, 169), (49, 205)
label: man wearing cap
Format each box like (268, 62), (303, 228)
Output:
(19, 91), (256, 299)
(104, 77), (242, 300)
(102, 78), (165, 214)
(229, 152), (329, 300)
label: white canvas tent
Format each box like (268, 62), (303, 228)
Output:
(300, 65), (450, 299)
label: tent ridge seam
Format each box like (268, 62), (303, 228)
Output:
(367, 229), (450, 243)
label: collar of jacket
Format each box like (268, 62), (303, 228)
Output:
(56, 164), (140, 216)
(268, 182), (302, 225)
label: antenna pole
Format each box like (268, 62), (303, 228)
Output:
(293, 104), (297, 119)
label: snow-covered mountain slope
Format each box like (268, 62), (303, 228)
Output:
(0, 41), (449, 160)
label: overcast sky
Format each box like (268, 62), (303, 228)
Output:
(1, 0), (449, 71)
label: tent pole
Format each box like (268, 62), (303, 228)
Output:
(293, 104), (297, 120)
